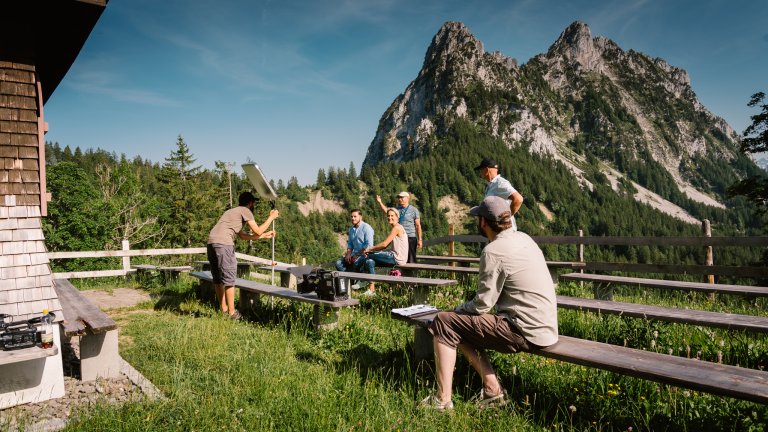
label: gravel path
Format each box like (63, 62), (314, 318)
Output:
(1, 289), (162, 432)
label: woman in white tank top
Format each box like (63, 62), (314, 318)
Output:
(363, 208), (409, 268)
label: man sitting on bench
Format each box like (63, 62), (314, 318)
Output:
(335, 209), (374, 293)
(419, 196), (559, 411)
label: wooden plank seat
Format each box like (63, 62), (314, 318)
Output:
(52, 279), (121, 381)
(262, 264), (458, 304)
(392, 310), (768, 405)
(263, 264), (458, 359)
(194, 260), (260, 278)
(559, 272), (768, 298)
(132, 264), (193, 283)
(557, 295), (768, 333)
(189, 271), (359, 330)
(398, 261), (585, 282)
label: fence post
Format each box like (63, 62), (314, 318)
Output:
(122, 240), (130, 274)
(703, 220), (715, 300)
(578, 229), (585, 290)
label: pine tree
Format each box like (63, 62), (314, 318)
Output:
(158, 135), (208, 247)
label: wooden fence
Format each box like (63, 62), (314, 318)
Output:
(47, 240), (288, 279)
(423, 220), (768, 280)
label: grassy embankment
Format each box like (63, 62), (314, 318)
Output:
(17, 274), (768, 431)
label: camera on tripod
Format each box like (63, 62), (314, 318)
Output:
(293, 267), (349, 302)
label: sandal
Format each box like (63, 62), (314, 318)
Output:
(475, 389), (507, 408)
(418, 394), (453, 411)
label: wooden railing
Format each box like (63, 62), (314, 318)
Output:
(422, 221), (768, 280)
(47, 240), (289, 279)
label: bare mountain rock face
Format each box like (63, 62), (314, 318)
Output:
(363, 21), (755, 221)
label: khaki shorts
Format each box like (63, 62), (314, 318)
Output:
(428, 311), (533, 353)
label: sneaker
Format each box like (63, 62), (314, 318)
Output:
(350, 283), (361, 290)
(227, 310), (243, 320)
(474, 389), (506, 408)
(418, 394), (453, 411)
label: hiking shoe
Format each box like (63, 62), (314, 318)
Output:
(227, 310), (243, 320)
(418, 394), (453, 411)
(475, 389), (507, 408)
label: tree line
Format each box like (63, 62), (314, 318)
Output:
(43, 95), (766, 273)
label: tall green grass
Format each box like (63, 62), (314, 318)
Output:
(56, 277), (768, 431)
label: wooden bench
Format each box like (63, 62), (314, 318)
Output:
(189, 271), (359, 331)
(132, 264), (193, 284)
(392, 310), (768, 404)
(389, 265), (768, 332)
(263, 265), (458, 305)
(559, 272), (768, 299)
(194, 260), (263, 279)
(264, 264), (458, 358)
(557, 295), (768, 333)
(399, 261), (585, 282)
(52, 279), (121, 381)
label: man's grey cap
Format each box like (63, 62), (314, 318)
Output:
(469, 195), (508, 221)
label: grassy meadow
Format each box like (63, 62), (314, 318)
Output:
(15, 273), (768, 431)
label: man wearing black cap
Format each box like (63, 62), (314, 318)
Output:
(419, 195), (558, 411)
(207, 192), (278, 319)
(475, 157), (524, 231)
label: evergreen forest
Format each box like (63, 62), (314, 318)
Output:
(42, 127), (767, 276)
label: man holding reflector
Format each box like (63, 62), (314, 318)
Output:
(207, 187), (278, 319)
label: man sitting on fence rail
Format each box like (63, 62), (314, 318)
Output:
(207, 192), (278, 319)
(420, 196), (559, 411)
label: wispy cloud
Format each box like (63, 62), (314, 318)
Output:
(65, 62), (180, 107)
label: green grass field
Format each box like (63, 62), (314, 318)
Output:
(17, 275), (768, 431)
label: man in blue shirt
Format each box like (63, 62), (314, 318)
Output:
(335, 208), (374, 273)
(476, 157), (524, 232)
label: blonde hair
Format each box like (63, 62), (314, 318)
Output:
(386, 208), (399, 218)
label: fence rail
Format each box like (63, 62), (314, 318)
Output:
(47, 240), (287, 279)
(424, 235), (768, 248)
(422, 221), (768, 280)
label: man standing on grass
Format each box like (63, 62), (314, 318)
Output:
(476, 157), (524, 231)
(207, 192), (278, 320)
(376, 191), (422, 263)
(419, 195), (558, 411)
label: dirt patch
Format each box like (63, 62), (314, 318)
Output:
(297, 191), (345, 216)
(537, 202), (555, 221)
(438, 195), (470, 228)
(80, 288), (152, 310)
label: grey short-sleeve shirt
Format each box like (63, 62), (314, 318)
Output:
(207, 206), (255, 245)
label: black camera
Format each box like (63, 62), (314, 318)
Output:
(296, 268), (349, 302)
(0, 313), (44, 351)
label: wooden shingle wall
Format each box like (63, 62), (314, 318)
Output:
(0, 61), (60, 322)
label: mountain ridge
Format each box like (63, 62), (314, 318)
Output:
(362, 20), (757, 224)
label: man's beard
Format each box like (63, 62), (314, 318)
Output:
(477, 219), (488, 239)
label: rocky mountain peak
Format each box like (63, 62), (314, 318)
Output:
(425, 22), (484, 59)
(547, 21), (604, 72)
(363, 20), (751, 217)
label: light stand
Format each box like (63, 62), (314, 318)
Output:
(242, 163), (278, 286)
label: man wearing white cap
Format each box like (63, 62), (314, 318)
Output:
(376, 191), (422, 263)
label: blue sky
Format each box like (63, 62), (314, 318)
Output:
(43, 0), (768, 186)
